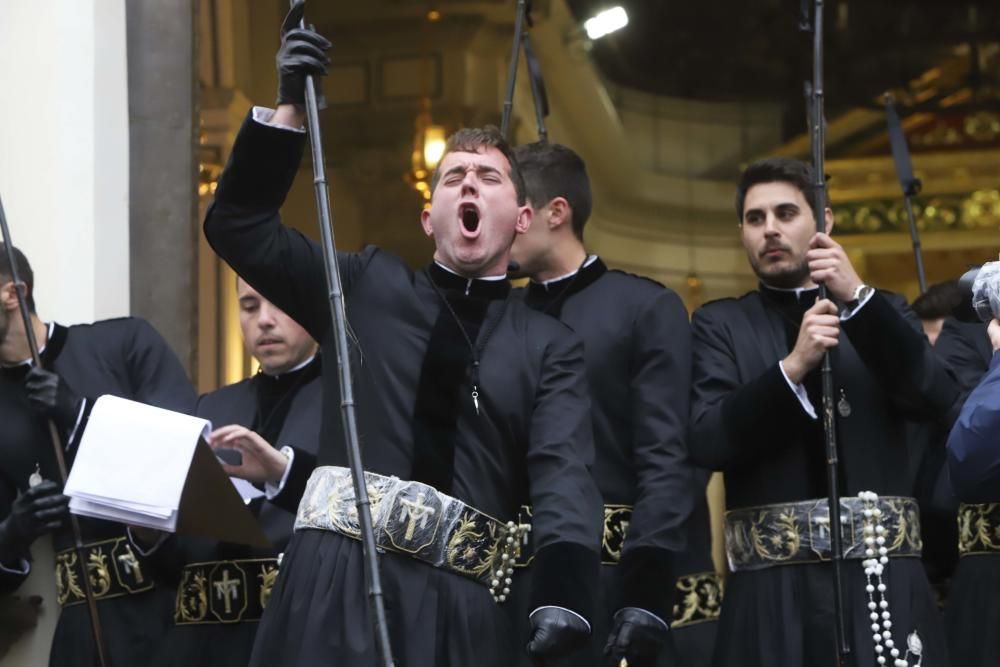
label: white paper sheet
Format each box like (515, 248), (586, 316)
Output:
(64, 395), (212, 531)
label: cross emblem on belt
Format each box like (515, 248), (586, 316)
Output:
(117, 544), (144, 583)
(213, 570), (241, 615)
(399, 491), (436, 541)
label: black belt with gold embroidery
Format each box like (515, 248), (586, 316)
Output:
(515, 504), (632, 567)
(672, 571), (724, 629)
(55, 537), (155, 607)
(958, 503), (1000, 556)
(175, 558), (279, 625)
(725, 496), (922, 572)
(295, 467), (524, 589)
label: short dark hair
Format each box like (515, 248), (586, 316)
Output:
(429, 126), (527, 205)
(911, 280), (963, 320)
(0, 243), (35, 313)
(735, 157), (819, 223)
(513, 142), (593, 240)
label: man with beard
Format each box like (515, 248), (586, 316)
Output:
(132, 278), (320, 667)
(0, 243), (196, 666)
(508, 141), (702, 667)
(202, 5), (601, 665)
(689, 158), (957, 667)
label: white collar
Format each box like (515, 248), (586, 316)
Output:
(434, 261), (507, 282)
(761, 282), (818, 298)
(1, 322), (54, 369)
(262, 353), (316, 379)
(537, 255), (598, 287)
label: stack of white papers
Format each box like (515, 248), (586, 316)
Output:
(64, 395), (212, 532)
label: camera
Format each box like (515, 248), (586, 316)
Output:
(956, 261), (1000, 323)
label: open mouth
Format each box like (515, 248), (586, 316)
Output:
(459, 203), (481, 236)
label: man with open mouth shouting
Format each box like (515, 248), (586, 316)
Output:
(201, 4), (602, 666)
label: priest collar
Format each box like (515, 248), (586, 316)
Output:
(759, 281), (820, 306)
(525, 256), (608, 312)
(427, 261), (511, 300)
(1, 322), (67, 370)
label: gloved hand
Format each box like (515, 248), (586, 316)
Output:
(275, 0), (332, 107)
(604, 607), (670, 667)
(24, 367), (81, 433)
(526, 606), (590, 662)
(0, 481), (70, 562)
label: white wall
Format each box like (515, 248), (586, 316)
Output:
(0, 0), (129, 325)
(0, 3), (129, 665)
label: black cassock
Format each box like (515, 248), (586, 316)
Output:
(514, 258), (695, 666)
(935, 319), (996, 667)
(690, 286), (957, 667)
(204, 113), (602, 667)
(0, 319), (195, 667)
(141, 356), (322, 667)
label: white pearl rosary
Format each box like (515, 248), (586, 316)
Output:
(858, 491), (923, 667)
(491, 520), (530, 603)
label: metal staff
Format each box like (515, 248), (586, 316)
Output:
(0, 196), (110, 667)
(884, 94), (927, 293)
(802, 1), (851, 663)
(292, 3), (394, 665)
(500, 0), (550, 142)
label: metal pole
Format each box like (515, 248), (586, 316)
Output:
(806, 1), (851, 663)
(500, 0), (528, 139)
(884, 94), (928, 293)
(293, 3), (394, 665)
(0, 196), (110, 667)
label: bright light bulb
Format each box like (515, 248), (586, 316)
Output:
(423, 125), (447, 169)
(583, 6), (628, 40)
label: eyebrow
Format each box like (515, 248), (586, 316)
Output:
(744, 202), (801, 219)
(238, 296), (259, 306)
(443, 164), (503, 179)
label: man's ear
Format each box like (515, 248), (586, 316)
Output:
(420, 207), (434, 238)
(547, 197), (571, 231)
(824, 207), (834, 235)
(0, 281), (17, 312)
(515, 205), (533, 235)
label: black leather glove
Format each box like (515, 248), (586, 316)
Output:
(24, 367), (81, 433)
(604, 607), (670, 667)
(0, 481), (70, 562)
(275, 0), (332, 107)
(526, 606), (590, 662)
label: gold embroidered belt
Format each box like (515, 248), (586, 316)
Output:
(175, 558), (279, 625)
(672, 571), (724, 629)
(957, 503), (1000, 556)
(725, 496), (922, 572)
(55, 537), (154, 607)
(295, 466), (522, 589)
(514, 503), (632, 567)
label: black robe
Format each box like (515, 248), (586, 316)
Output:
(0, 319), (196, 667)
(203, 112), (602, 667)
(514, 258), (695, 666)
(690, 286), (957, 667)
(935, 319), (998, 667)
(142, 356), (322, 667)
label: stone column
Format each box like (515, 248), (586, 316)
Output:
(126, 0), (199, 377)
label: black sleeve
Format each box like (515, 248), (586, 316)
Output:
(526, 328), (602, 621)
(935, 319), (992, 395)
(841, 291), (958, 421)
(0, 474), (29, 595)
(203, 111), (374, 343)
(619, 289), (695, 620)
(126, 319), (198, 413)
(689, 307), (814, 470)
(267, 446), (317, 514)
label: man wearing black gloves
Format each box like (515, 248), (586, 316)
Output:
(0, 243), (196, 666)
(203, 4), (601, 666)
(132, 278), (321, 667)
(689, 159), (957, 667)
(509, 141), (694, 667)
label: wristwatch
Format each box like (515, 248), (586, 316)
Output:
(845, 283), (874, 310)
